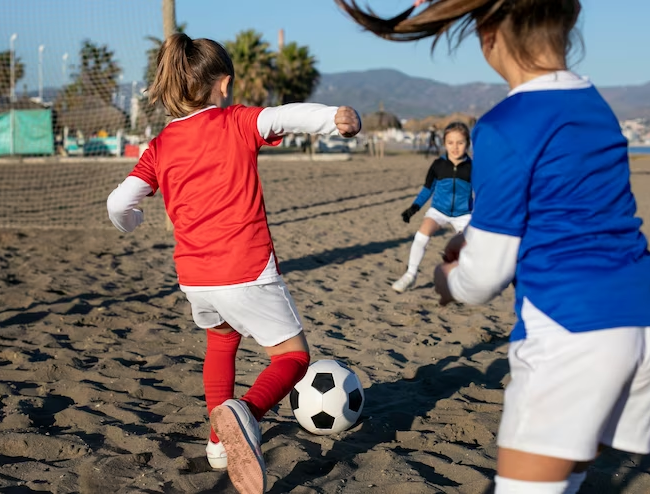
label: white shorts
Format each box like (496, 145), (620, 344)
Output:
(424, 208), (471, 233)
(184, 280), (304, 347)
(498, 298), (650, 461)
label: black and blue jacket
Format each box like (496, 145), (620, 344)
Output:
(412, 155), (473, 217)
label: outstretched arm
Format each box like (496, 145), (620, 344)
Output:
(107, 176), (153, 233)
(257, 103), (361, 140)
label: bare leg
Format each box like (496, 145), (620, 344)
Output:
(418, 217), (441, 237)
(264, 332), (309, 357)
(497, 448), (577, 481)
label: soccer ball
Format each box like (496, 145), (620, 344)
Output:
(290, 359), (365, 435)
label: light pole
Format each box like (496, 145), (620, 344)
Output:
(130, 80), (138, 130)
(38, 44), (45, 102)
(9, 33), (18, 102)
(62, 52), (69, 83)
(116, 73), (124, 109)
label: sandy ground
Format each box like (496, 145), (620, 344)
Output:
(1, 154), (649, 493)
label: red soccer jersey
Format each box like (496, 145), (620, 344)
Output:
(129, 105), (281, 286)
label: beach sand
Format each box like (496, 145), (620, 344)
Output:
(1, 154), (649, 493)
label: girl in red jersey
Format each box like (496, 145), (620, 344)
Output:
(107, 33), (360, 494)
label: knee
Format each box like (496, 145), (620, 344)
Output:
(207, 322), (235, 335)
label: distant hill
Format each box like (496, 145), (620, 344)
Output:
(26, 70), (650, 121)
(309, 69), (650, 121)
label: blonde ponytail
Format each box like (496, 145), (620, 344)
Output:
(148, 33), (234, 118)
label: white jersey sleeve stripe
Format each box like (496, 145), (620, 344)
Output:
(257, 103), (341, 140)
(107, 176), (152, 233)
(447, 225), (520, 305)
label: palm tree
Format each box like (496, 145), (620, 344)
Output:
(71, 40), (121, 104)
(56, 40), (121, 112)
(0, 51), (25, 98)
(225, 30), (275, 106)
(274, 42), (320, 105)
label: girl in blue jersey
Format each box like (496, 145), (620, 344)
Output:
(392, 122), (472, 293)
(337, 1), (650, 493)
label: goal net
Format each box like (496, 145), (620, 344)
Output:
(0, 159), (167, 230)
(1, 0), (168, 229)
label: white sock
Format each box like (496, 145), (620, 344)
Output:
(564, 472), (587, 494)
(407, 232), (430, 276)
(494, 476), (568, 494)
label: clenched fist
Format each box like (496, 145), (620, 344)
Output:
(335, 106), (362, 138)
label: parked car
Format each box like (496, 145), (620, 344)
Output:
(317, 135), (351, 153)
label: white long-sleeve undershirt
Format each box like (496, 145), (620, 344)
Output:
(257, 103), (348, 139)
(447, 225), (521, 305)
(107, 176), (152, 232)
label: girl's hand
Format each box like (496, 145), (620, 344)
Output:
(401, 204), (420, 223)
(434, 261), (457, 306)
(442, 232), (466, 263)
(335, 106), (361, 138)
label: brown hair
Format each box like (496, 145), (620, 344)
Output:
(148, 33), (235, 118)
(443, 121), (470, 143)
(335, 0), (582, 72)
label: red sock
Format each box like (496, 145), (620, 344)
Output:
(203, 330), (241, 443)
(242, 351), (310, 422)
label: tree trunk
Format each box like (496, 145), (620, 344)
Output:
(162, 0), (176, 38)
(162, 0), (176, 232)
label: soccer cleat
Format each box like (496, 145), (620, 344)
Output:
(206, 440), (227, 469)
(391, 272), (416, 293)
(210, 399), (265, 494)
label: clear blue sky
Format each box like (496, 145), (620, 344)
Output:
(2, 0), (649, 94)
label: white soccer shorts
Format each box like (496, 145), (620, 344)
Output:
(424, 207), (471, 233)
(497, 298), (650, 461)
(184, 279), (304, 347)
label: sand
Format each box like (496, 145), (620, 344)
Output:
(1, 154), (649, 493)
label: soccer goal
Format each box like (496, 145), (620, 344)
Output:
(1, 0), (171, 229)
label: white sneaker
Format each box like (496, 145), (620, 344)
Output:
(392, 272), (416, 293)
(206, 440), (227, 469)
(210, 399), (265, 494)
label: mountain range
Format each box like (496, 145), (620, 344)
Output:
(308, 69), (650, 121)
(26, 69), (650, 122)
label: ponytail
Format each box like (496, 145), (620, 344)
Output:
(336, 0), (582, 71)
(148, 33), (235, 118)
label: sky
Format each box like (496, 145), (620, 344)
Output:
(2, 0), (649, 95)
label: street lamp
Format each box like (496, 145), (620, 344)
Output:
(62, 52), (69, 83)
(9, 33), (18, 102)
(38, 44), (45, 102)
(117, 73), (124, 109)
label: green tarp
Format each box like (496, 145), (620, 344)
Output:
(0, 109), (54, 156)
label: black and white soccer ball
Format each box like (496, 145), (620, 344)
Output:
(290, 359), (365, 435)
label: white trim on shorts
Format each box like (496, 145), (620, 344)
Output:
(184, 278), (303, 347)
(424, 207), (471, 233)
(497, 297), (650, 460)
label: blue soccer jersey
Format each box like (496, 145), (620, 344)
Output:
(469, 72), (650, 340)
